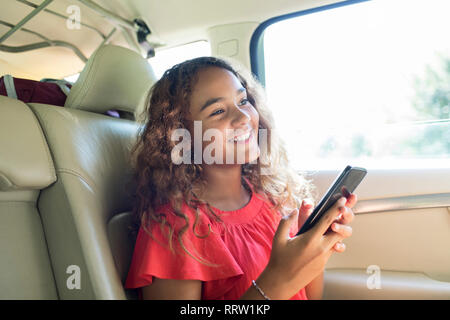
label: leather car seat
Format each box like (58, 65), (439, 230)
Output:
(27, 44), (156, 299)
(0, 95), (58, 299)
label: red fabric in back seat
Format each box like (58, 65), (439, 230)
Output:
(0, 76), (71, 107)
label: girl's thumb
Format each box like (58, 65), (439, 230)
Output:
(273, 209), (298, 247)
(300, 199), (314, 215)
(298, 199), (314, 229)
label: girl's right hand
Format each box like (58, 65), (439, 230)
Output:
(258, 196), (354, 299)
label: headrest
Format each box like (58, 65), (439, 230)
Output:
(64, 45), (156, 118)
(0, 96), (56, 191)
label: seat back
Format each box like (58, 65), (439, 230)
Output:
(0, 95), (58, 299)
(27, 44), (156, 299)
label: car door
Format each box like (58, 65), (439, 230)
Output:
(314, 168), (450, 299)
(250, 0), (450, 299)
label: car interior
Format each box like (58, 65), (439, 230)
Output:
(0, 0), (449, 300)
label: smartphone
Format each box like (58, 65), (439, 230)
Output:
(296, 165), (367, 235)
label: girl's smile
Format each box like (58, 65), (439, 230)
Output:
(227, 129), (253, 143)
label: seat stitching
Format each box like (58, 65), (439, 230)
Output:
(71, 47), (106, 109)
(27, 104), (57, 184)
(57, 168), (96, 191)
(0, 200), (35, 204)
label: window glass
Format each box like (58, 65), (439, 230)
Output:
(62, 41), (210, 83)
(149, 41), (211, 78)
(262, 0), (450, 169)
(64, 73), (80, 83)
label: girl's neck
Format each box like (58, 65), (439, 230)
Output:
(200, 165), (250, 211)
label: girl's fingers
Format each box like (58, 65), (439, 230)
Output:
(323, 194), (357, 254)
(333, 241), (346, 252)
(311, 197), (347, 239)
(334, 206), (355, 226)
(273, 209), (298, 247)
(345, 193), (358, 209)
(322, 230), (344, 252)
(331, 222), (352, 238)
(325, 248), (334, 260)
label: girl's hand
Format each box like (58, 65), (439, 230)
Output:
(299, 194), (357, 252)
(329, 193), (357, 252)
(257, 194), (357, 299)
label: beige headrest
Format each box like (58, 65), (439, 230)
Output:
(64, 45), (156, 118)
(0, 96), (56, 191)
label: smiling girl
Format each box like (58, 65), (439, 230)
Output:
(124, 56), (356, 300)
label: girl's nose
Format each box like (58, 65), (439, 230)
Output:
(232, 104), (250, 126)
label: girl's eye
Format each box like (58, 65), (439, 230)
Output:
(210, 109), (225, 117)
(239, 98), (249, 106)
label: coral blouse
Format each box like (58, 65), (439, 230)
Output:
(124, 188), (308, 300)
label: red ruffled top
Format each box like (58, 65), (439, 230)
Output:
(124, 186), (308, 300)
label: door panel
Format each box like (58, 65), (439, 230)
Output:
(323, 269), (450, 300)
(307, 168), (450, 299)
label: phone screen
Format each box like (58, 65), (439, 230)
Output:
(296, 166), (367, 235)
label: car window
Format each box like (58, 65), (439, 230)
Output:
(63, 41), (210, 83)
(149, 41), (211, 78)
(256, 0), (450, 170)
(64, 73), (80, 83)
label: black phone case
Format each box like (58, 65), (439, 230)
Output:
(296, 165), (367, 235)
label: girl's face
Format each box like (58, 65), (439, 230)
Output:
(188, 67), (260, 165)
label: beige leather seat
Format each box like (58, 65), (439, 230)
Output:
(0, 96), (58, 299)
(26, 44), (156, 299)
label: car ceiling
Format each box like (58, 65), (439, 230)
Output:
(0, 0), (339, 80)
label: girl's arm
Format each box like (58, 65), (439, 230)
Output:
(141, 264), (323, 300)
(142, 278), (202, 300)
(305, 271), (324, 300)
(297, 200), (324, 300)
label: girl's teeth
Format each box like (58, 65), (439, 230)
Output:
(234, 132), (250, 141)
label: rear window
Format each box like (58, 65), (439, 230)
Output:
(149, 41), (211, 78)
(254, 0), (450, 170)
(63, 41), (211, 82)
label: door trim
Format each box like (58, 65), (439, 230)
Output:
(354, 193), (450, 214)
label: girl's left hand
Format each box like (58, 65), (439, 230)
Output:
(298, 193), (357, 253)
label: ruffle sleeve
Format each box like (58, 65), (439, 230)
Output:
(124, 203), (244, 290)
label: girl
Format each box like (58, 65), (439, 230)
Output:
(124, 56), (356, 300)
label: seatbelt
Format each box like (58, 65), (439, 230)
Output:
(40, 78), (72, 96)
(3, 74), (18, 99)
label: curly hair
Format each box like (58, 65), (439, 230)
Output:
(129, 56), (315, 264)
